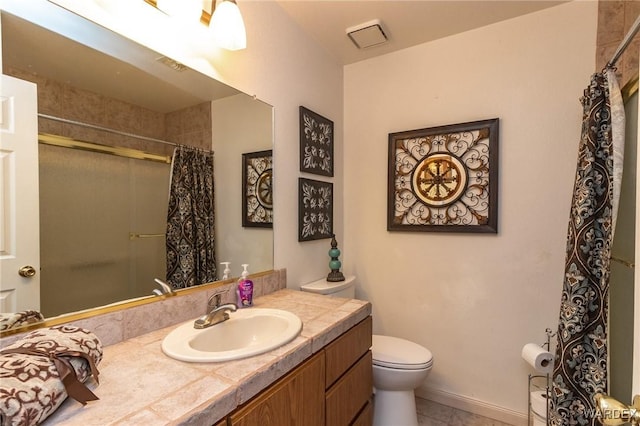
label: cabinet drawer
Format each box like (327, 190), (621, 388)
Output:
(325, 351), (373, 426)
(325, 316), (372, 388)
(351, 399), (373, 426)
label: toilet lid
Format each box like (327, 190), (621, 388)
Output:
(372, 334), (433, 370)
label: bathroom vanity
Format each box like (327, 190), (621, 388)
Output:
(38, 289), (372, 425)
(226, 316), (372, 426)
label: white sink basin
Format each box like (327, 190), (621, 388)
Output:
(161, 308), (303, 362)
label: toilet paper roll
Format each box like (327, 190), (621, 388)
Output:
(521, 343), (554, 374)
(530, 390), (549, 418)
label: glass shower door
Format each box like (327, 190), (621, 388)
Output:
(39, 144), (170, 317)
(609, 89), (637, 401)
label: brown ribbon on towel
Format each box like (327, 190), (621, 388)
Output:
(0, 347), (100, 405)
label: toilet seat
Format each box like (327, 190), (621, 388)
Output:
(372, 335), (433, 370)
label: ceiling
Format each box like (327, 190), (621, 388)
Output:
(1, 12), (239, 113)
(274, 0), (568, 65)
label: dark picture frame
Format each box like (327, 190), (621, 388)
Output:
(299, 106), (334, 177)
(387, 118), (499, 233)
(298, 178), (333, 241)
(242, 150), (273, 228)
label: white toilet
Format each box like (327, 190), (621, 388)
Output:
(300, 276), (433, 426)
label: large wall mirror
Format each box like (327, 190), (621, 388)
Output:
(0, 6), (274, 333)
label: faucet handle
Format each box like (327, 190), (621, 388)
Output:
(153, 278), (175, 295)
(207, 293), (222, 311)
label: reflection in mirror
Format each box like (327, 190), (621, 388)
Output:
(0, 9), (274, 331)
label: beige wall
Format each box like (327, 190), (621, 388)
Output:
(208, 1), (345, 287)
(344, 1), (597, 420)
(212, 94), (274, 274)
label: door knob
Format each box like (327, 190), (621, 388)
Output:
(594, 393), (640, 425)
(18, 265), (37, 278)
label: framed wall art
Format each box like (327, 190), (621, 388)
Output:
(298, 178), (333, 241)
(299, 106), (334, 177)
(242, 150), (273, 228)
(387, 118), (499, 233)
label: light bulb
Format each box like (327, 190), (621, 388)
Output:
(210, 0), (246, 51)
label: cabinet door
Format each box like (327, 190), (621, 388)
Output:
(229, 353), (325, 426)
(325, 316), (372, 388)
(326, 351), (373, 426)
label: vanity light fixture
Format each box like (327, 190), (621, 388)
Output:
(206, 0), (247, 51)
(154, 0), (202, 21)
(144, 0), (247, 51)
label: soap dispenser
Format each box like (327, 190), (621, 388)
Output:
(221, 262), (231, 280)
(236, 264), (254, 308)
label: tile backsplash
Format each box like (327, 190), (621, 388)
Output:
(0, 269), (286, 348)
(596, 0), (639, 88)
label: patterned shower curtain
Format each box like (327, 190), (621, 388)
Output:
(165, 146), (217, 289)
(549, 68), (624, 426)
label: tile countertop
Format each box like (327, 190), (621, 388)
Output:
(42, 289), (372, 426)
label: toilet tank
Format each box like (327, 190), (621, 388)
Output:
(300, 275), (356, 298)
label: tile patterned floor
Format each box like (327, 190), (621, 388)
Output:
(416, 397), (517, 426)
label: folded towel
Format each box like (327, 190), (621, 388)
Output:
(0, 312), (45, 332)
(0, 325), (103, 426)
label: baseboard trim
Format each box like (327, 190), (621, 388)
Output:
(415, 387), (528, 426)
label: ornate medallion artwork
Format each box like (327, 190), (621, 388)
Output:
(298, 178), (333, 241)
(387, 118), (499, 233)
(299, 106), (334, 177)
(242, 150), (273, 228)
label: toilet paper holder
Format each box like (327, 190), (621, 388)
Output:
(527, 328), (555, 426)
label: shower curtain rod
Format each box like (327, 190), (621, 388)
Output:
(39, 113), (180, 148)
(607, 14), (640, 68)
(39, 133), (172, 164)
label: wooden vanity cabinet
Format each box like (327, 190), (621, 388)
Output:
(324, 316), (373, 425)
(224, 316), (373, 426)
(229, 353), (325, 426)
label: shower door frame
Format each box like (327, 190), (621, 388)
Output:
(633, 71), (640, 395)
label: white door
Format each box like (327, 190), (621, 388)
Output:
(0, 74), (40, 313)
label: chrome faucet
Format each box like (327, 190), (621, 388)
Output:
(194, 293), (237, 329)
(152, 278), (175, 296)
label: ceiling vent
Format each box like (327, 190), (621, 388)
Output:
(346, 19), (388, 49)
(156, 56), (188, 72)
